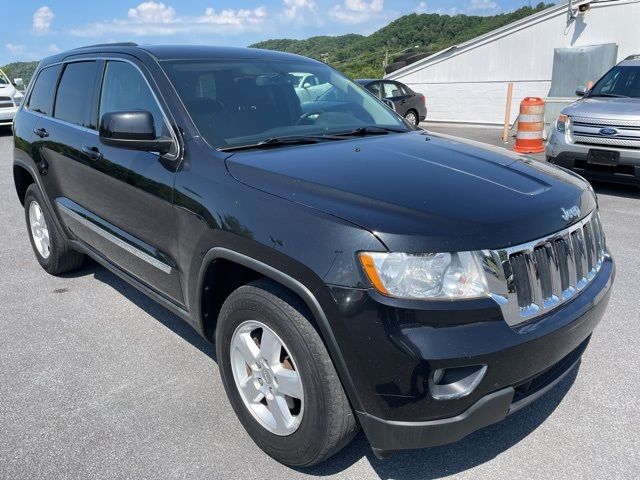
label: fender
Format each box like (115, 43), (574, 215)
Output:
(195, 246), (364, 412)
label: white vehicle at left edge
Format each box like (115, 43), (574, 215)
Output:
(0, 69), (25, 127)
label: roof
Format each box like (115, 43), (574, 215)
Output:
(355, 79), (380, 84)
(40, 43), (320, 67)
(385, 0), (623, 80)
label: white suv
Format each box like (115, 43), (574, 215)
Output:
(0, 68), (25, 128)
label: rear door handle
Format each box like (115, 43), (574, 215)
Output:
(33, 128), (49, 138)
(81, 146), (103, 161)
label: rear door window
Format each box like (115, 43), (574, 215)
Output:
(27, 64), (62, 116)
(382, 82), (403, 99)
(54, 61), (99, 129)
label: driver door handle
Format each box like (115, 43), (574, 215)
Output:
(81, 146), (103, 161)
(33, 128), (49, 138)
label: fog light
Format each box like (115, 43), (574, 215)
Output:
(429, 364), (487, 400)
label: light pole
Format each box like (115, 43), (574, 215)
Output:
(383, 45), (420, 70)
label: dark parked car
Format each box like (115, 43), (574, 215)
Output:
(13, 43), (614, 467)
(356, 78), (426, 125)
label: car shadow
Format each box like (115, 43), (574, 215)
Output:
(0, 125), (13, 136)
(63, 260), (216, 361)
(65, 251), (577, 480)
(591, 181), (640, 199)
(303, 363), (579, 479)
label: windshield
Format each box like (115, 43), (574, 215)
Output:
(590, 65), (640, 98)
(161, 59), (408, 149)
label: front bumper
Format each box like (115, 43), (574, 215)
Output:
(0, 106), (18, 126)
(546, 128), (640, 186)
(327, 256), (614, 453)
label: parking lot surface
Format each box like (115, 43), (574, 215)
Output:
(1, 128), (638, 479)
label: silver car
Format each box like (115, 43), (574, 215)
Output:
(546, 55), (640, 187)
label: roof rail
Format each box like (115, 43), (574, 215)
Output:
(73, 42), (138, 50)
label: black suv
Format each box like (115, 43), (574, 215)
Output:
(12, 44), (614, 467)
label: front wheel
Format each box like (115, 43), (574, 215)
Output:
(404, 110), (419, 126)
(216, 279), (358, 467)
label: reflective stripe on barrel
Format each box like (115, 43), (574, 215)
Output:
(513, 97), (545, 154)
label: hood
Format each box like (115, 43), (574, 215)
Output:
(0, 82), (23, 101)
(563, 96), (640, 119)
(226, 131), (596, 253)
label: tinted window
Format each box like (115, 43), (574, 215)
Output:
(366, 82), (381, 98)
(99, 61), (167, 138)
(27, 64), (62, 116)
(54, 61), (99, 128)
(591, 66), (640, 98)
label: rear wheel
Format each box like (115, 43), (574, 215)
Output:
(216, 279), (358, 467)
(404, 109), (418, 126)
(24, 184), (84, 275)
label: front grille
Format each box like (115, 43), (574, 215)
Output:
(0, 96), (13, 108)
(570, 116), (640, 149)
(483, 210), (607, 326)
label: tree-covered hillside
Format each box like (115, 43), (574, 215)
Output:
(251, 3), (553, 78)
(0, 61), (39, 85)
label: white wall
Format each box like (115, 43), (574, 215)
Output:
(387, 1), (640, 124)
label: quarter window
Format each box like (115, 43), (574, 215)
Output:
(27, 64), (62, 116)
(54, 61), (99, 128)
(99, 61), (167, 138)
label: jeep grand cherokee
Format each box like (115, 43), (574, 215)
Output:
(12, 43), (614, 467)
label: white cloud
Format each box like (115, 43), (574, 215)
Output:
(282, 0), (322, 25)
(70, 1), (269, 37)
(5, 43), (28, 55)
(127, 1), (176, 23)
(33, 6), (55, 35)
(330, 0), (386, 24)
(415, 2), (428, 14)
(468, 0), (500, 12)
(47, 43), (61, 54)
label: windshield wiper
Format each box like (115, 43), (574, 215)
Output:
(590, 93), (630, 98)
(330, 125), (407, 137)
(219, 135), (345, 152)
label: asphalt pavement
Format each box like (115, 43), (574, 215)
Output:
(1, 126), (638, 479)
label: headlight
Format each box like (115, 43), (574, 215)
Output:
(358, 251), (489, 300)
(556, 114), (568, 133)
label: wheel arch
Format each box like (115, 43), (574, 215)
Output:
(195, 247), (364, 411)
(13, 163), (35, 205)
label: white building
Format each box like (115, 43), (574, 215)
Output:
(385, 0), (640, 126)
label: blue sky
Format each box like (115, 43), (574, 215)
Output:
(1, 0), (553, 65)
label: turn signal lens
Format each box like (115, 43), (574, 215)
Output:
(358, 251), (489, 300)
(556, 114), (568, 133)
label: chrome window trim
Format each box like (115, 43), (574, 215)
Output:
(57, 201), (172, 274)
(481, 209), (607, 327)
(24, 56), (180, 159)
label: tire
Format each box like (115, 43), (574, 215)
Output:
(216, 279), (358, 467)
(24, 184), (84, 275)
(404, 109), (419, 126)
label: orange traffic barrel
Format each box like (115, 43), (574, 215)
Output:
(513, 97), (545, 154)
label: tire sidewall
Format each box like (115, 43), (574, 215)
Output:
(24, 185), (57, 271)
(217, 294), (330, 466)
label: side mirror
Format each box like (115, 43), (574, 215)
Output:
(13, 78), (24, 87)
(575, 85), (587, 96)
(302, 82), (312, 89)
(382, 98), (396, 111)
(99, 111), (172, 154)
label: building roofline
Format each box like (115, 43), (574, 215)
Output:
(385, 0), (630, 80)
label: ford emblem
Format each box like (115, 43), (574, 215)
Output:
(599, 127), (618, 136)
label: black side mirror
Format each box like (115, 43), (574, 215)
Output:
(99, 111), (173, 154)
(575, 85), (587, 97)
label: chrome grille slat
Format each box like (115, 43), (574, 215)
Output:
(571, 116), (640, 127)
(482, 210), (607, 327)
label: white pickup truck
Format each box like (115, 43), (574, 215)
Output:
(0, 68), (24, 127)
